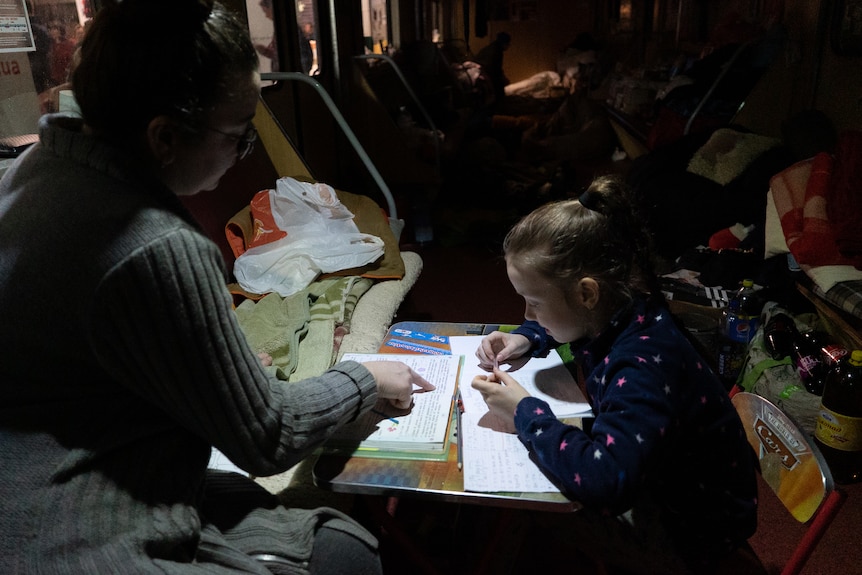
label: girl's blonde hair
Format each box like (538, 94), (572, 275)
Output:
(503, 175), (658, 311)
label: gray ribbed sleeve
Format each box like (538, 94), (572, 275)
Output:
(88, 227), (377, 477)
(0, 114), (381, 573)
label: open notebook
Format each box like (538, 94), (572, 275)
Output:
(450, 335), (592, 493)
(324, 353), (461, 455)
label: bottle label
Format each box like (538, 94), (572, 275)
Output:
(796, 354), (821, 380)
(815, 406), (862, 452)
(726, 314), (759, 343)
(823, 345), (849, 366)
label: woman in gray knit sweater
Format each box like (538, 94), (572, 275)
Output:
(0, 1), (431, 573)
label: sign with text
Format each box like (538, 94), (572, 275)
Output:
(0, 0), (35, 53)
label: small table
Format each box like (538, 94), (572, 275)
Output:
(313, 321), (580, 513)
(313, 321), (582, 574)
(313, 432), (577, 512)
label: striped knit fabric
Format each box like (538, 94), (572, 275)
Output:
(0, 114), (379, 573)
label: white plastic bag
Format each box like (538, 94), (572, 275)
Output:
(233, 178), (385, 296)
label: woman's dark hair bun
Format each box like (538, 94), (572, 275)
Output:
(180, 0), (215, 26)
(118, 0), (214, 28)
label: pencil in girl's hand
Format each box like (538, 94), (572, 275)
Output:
(487, 356), (499, 383)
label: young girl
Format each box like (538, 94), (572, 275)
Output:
(473, 176), (758, 574)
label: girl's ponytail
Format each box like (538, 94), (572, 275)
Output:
(505, 175), (661, 312)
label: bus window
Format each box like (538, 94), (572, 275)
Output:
(247, 0), (278, 79)
(2, 0), (90, 139)
(246, 0), (317, 78)
(361, 0), (389, 54)
(295, 1), (317, 75)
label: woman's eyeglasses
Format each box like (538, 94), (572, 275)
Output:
(204, 124), (258, 160)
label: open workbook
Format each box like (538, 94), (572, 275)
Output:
(324, 353), (462, 455)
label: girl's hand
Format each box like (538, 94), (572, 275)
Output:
(471, 368), (530, 430)
(363, 361), (435, 410)
(476, 331), (531, 371)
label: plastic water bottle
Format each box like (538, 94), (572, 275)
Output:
(815, 349), (862, 484)
(717, 279), (761, 387)
(725, 279), (761, 343)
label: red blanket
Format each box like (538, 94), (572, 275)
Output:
(770, 134), (862, 291)
(828, 131), (862, 260)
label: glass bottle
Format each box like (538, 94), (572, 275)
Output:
(793, 329), (828, 395)
(815, 349), (862, 484)
(763, 312), (796, 360)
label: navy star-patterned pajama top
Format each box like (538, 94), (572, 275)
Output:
(511, 295), (757, 563)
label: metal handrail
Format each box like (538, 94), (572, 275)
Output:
(684, 40), (754, 135)
(260, 72), (399, 224)
(353, 53), (442, 175)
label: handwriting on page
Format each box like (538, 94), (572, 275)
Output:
(460, 408), (560, 492)
(449, 336), (585, 492)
